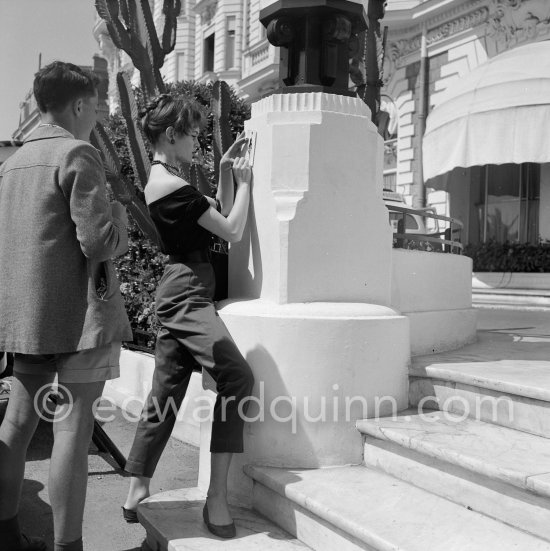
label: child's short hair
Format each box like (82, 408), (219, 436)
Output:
(33, 61), (99, 113)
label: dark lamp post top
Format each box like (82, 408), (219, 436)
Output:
(260, 0), (366, 21)
(260, 0), (367, 97)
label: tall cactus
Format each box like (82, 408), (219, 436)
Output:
(90, 122), (160, 245)
(95, 0), (181, 98)
(211, 80), (234, 184)
(94, 0), (182, 244)
(161, 0), (181, 53)
(185, 81), (236, 203)
(116, 71), (151, 190)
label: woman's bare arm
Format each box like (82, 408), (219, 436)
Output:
(199, 156), (251, 243)
(216, 135), (248, 216)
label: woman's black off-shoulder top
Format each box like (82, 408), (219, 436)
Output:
(148, 185), (212, 254)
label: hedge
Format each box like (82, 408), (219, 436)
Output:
(463, 241), (550, 273)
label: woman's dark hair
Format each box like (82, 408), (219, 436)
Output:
(33, 61), (99, 113)
(140, 94), (206, 145)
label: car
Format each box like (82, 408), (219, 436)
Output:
(383, 189), (440, 236)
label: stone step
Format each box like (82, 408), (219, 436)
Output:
(409, 359), (550, 438)
(472, 288), (550, 309)
(138, 486), (311, 551)
(357, 411), (550, 499)
(362, 434), (550, 541)
(244, 464), (550, 551)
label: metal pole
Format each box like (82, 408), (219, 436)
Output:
(483, 165), (489, 242)
(416, 27), (429, 209)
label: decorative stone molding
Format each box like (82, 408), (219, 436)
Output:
(428, 7), (489, 43)
(272, 190), (306, 222)
(487, 0), (550, 48)
(389, 35), (421, 67)
(194, 0), (218, 25)
(427, 0), (486, 28)
(388, 0), (549, 63)
(257, 79), (279, 96)
(252, 92), (371, 118)
(389, 6), (489, 67)
(388, 0), (485, 41)
(381, 52), (397, 87)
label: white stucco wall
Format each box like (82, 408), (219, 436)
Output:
(391, 249), (478, 355)
(391, 249), (472, 313)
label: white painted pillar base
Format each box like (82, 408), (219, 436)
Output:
(198, 93), (410, 506)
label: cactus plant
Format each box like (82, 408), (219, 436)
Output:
(116, 71), (151, 191)
(211, 80), (234, 184)
(90, 121), (160, 246)
(161, 0), (182, 54)
(95, 0), (182, 97)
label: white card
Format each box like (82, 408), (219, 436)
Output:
(244, 130), (257, 167)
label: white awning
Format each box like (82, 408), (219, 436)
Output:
(423, 40), (550, 181)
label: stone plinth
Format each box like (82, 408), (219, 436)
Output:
(229, 93), (392, 305)
(198, 92), (410, 506)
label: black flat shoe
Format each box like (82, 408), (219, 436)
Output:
(122, 506), (139, 524)
(202, 502), (236, 539)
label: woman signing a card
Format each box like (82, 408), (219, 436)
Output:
(122, 94), (254, 539)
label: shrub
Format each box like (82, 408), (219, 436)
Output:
(105, 80), (250, 350)
(464, 241), (550, 272)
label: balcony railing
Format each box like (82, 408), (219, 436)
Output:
(387, 204), (464, 254)
(242, 39), (277, 79)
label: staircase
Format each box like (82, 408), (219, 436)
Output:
(140, 311), (550, 550)
(244, 329), (550, 550)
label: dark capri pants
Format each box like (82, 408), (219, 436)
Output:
(125, 260), (255, 478)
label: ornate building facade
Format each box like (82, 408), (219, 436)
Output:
(384, 0), (550, 244)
